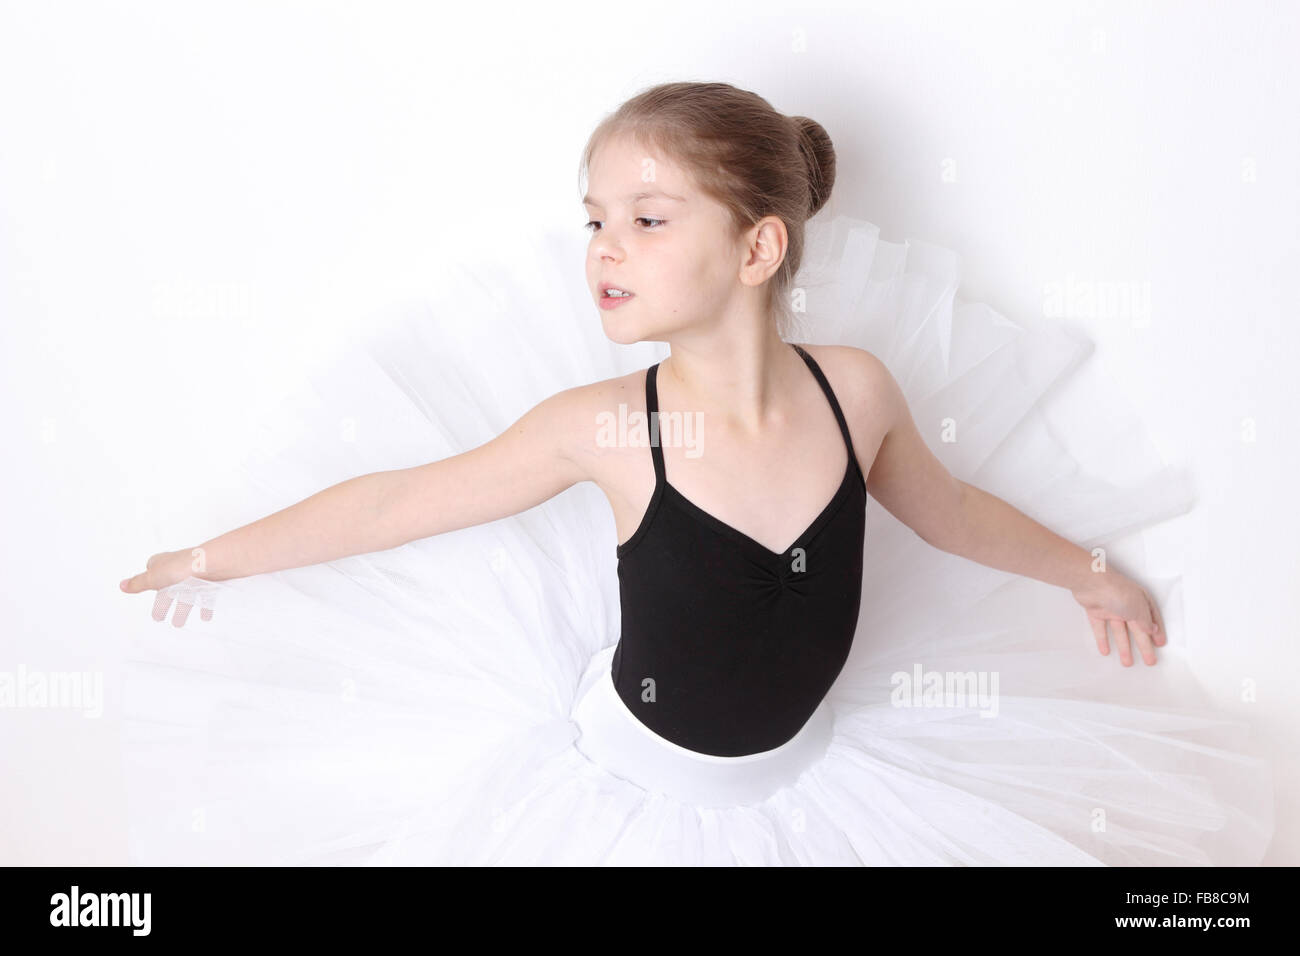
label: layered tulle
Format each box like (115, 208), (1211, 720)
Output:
(120, 216), (1275, 866)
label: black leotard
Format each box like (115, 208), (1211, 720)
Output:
(611, 344), (867, 757)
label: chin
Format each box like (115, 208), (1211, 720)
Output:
(599, 311), (654, 346)
(600, 321), (646, 346)
(597, 301), (680, 346)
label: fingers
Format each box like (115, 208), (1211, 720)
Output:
(120, 572), (150, 594)
(1089, 616), (1110, 656)
(1084, 583), (1167, 667)
(138, 578), (215, 627)
(150, 590), (205, 627)
(150, 589), (192, 627)
(151, 590), (172, 622)
(1129, 619), (1158, 666)
(1109, 618), (1134, 667)
(121, 552), (175, 594)
(1147, 594), (1166, 646)
(1096, 616), (1157, 667)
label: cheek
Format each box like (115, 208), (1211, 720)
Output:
(660, 244), (717, 296)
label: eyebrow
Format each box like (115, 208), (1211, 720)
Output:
(581, 189), (686, 206)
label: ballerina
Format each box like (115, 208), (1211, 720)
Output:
(118, 81), (1274, 866)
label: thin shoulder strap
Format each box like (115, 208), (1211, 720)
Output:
(645, 362), (666, 484)
(791, 344), (858, 462)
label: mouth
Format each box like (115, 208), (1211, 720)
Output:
(599, 290), (634, 310)
(599, 284), (635, 311)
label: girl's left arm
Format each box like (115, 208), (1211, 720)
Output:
(852, 348), (1165, 667)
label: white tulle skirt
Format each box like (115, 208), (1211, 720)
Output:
(120, 216), (1276, 866)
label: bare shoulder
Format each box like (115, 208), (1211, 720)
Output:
(791, 342), (897, 424)
(534, 366), (649, 481)
(790, 342), (898, 472)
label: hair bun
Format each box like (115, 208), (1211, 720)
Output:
(790, 116), (836, 219)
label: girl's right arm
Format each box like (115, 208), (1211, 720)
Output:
(119, 384), (593, 597)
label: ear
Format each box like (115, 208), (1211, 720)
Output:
(740, 216), (789, 287)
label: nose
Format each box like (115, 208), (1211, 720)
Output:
(591, 235), (623, 260)
(589, 245), (623, 277)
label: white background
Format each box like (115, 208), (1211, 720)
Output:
(1, 0), (1296, 864)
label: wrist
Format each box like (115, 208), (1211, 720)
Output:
(185, 542), (233, 581)
(1068, 546), (1113, 597)
(1071, 560), (1127, 603)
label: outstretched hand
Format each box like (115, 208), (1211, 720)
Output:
(1071, 572), (1166, 666)
(120, 549), (217, 627)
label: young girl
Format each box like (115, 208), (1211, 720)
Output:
(119, 81), (1274, 865)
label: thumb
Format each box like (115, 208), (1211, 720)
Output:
(120, 571), (151, 594)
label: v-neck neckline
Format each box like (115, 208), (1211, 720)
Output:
(661, 458), (857, 562)
(615, 344), (865, 563)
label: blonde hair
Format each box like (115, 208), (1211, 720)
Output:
(579, 81), (836, 339)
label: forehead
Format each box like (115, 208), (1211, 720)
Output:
(584, 136), (691, 205)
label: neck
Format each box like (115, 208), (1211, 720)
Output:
(659, 327), (800, 436)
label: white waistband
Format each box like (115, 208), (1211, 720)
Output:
(568, 644), (834, 808)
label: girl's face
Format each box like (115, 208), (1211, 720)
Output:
(583, 136), (746, 345)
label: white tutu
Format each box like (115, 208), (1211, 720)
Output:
(121, 216), (1275, 866)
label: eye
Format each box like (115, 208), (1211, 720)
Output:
(583, 218), (666, 234)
